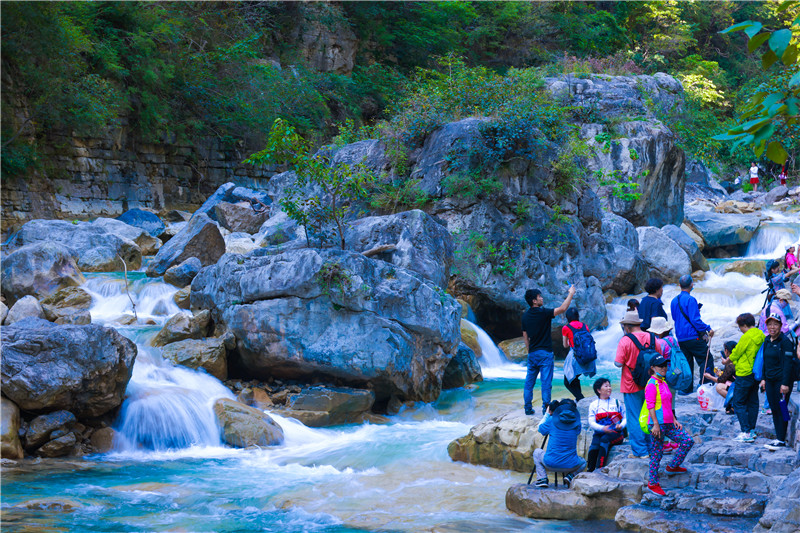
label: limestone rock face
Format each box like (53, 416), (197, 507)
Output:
(91, 217), (162, 255)
(151, 310), (211, 347)
(214, 201), (269, 234)
(1, 319), (137, 417)
(281, 386), (375, 427)
(584, 212), (647, 294)
(661, 224), (709, 272)
(345, 210), (454, 288)
(1, 398), (23, 459)
(116, 208), (166, 238)
(163, 257), (202, 288)
(5, 295), (45, 325)
(7, 219), (142, 272)
(160, 337), (227, 381)
(146, 213), (225, 277)
(442, 342), (483, 390)
(685, 207), (762, 249)
(1, 242), (85, 306)
(192, 248), (462, 402)
(212, 398), (284, 448)
(636, 226), (692, 283)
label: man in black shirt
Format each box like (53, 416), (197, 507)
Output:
(760, 313), (796, 450)
(522, 284), (576, 415)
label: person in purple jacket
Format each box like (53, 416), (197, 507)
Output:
(670, 275), (714, 394)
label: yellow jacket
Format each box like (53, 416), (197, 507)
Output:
(729, 327), (765, 377)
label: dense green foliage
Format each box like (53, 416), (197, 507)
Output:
(3, 1), (798, 181)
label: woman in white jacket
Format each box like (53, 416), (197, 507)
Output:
(587, 378), (627, 471)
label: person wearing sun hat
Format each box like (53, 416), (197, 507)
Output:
(760, 288), (795, 335)
(614, 310), (663, 458)
(641, 353), (694, 496)
(786, 244), (798, 270)
(759, 312), (796, 451)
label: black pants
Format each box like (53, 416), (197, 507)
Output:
(587, 430), (622, 472)
(733, 373), (759, 434)
(764, 379), (789, 442)
(564, 376), (584, 401)
(678, 337), (711, 393)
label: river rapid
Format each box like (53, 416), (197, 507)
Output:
(2, 213), (798, 532)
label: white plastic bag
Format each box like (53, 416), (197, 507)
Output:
(697, 383), (724, 411)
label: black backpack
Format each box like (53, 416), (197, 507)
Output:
(568, 324), (598, 365)
(625, 332), (659, 388)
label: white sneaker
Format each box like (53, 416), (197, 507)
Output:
(764, 440), (786, 451)
(734, 432), (755, 443)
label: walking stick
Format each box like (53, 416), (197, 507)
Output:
(527, 434), (549, 485)
(700, 339), (712, 387)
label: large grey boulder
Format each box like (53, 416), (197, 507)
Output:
(214, 201), (269, 234)
(442, 342), (483, 390)
(191, 248), (462, 402)
(1, 319), (137, 417)
(281, 386), (375, 427)
(584, 212), (647, 294)
(91, 217), (162, 255)
(1, 398), (23, 459)
(661, 224), (709, 272)
(254, 211), (305, 249)
(212, 398), (284, 448)
(163, 257), (202, 288)
(4, 295), (45, 325)
(636, 226), (692, 283)
(331, 139), (391, 173)
(151, 310), (211, 347)
(344, 209), (454, 288)
(1, 241), (85, 306)
(194, 183), (271, 222)
(7, 219), (142, 272)
(685, 207), (762, 249)
(146, 213), (225, 277)
(763, 185), (789, 206)
(116, 208), (166, 237)
(160, 337), (227, 381)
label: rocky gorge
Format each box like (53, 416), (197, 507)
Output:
(2, 72), (800, 532)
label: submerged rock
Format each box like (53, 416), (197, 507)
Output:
(636, 226), (692, 283)
(212, 398), (284, 448)
(1, 319), (137, 417)
(146, 213), (225, 277)
(1, 241), (85, 306)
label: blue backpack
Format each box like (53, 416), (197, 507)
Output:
(664, 337), (691, 391)
(568, 324), (598, 365)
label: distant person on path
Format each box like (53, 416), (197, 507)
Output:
(643, 354), (694, 496)
(750, 162), (760, 193)
(779, 167), (788, 186)
(532, 399), (586, 488)
(586, 378), (626, 472)
(614, 311), (663, 458)
(639, 278), (668, 331)
(760, 313), (796, 450)
(522, 285), (576, 415)
(561, 307), (597, 401)
(670, 275), (714, 393)
(725, 313), (765, 443)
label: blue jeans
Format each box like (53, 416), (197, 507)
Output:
(524, 350), (554, 412)
(624, 390), (651, 456)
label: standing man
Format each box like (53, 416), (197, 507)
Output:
(639, 278), (668, 331)
(522, 285), (576, 415)
(615, 311), (662, 458)
(670, 275), (714, 393)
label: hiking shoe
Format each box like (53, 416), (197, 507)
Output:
(524, 408), (534, 416)
(563, 473), (575, 488)
(734, 432), (755, 443)
(764, 440), (786, 451)
(535, 477), (548, 488)
(749, 429), (758, 439)
(665, 465), (687, 473)
(647, 483), (666, 496)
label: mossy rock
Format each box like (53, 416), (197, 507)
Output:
(498, 337), (527, 363)
(460, 319), (481, 356)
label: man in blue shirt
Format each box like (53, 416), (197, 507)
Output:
(639, 278), (668, 331)
(670, 275), (715, 393)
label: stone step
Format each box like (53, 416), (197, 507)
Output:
(616, 504), (759, 533)
(689, 439), (797, 476)
(640, 487), (768, 518)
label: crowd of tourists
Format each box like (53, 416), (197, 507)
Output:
(521, 248), (800, 496)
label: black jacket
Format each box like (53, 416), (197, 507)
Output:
(762, 333), (795, 387)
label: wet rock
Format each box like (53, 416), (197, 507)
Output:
(0, 242), (85, 306)
(442, 342), (483, 389)
(5, 295), (45, 324)
(460, 319), (482, 356)
(344, 209), (454, 288)
(116, 208), (166, 238)
(661, 224), (709, 272)
(90, 427), (116, 453)
(6, 219), (142, 272)
(160, 337), (228, 381)
(721, 260), (766, 277)
(615, 505), (759, 533)
(151, 310), (211, 347)
(212, 398), (284, 448)
(92, 217), (162, 255)
(1, 319), (137, 417)
(282, 386), (375, 427)
(214, 201), (269, 234)
(173, 286), (191, 309)
(684, 207), (762, 249)
(24, 410), (77, 450)
(41, 287), (93, 324)
(192, 248), (461, 402)
(163, 257), (202, 288)
(498, 337), (526, 363)
(37, 432), (77, 458)
(252, 388), (273, 409)
(1, 398), (23, 459)
(636, 226), (692, 283)
(146, 213), (225, 277)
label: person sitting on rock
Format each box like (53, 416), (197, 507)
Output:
(642, 354), (694, 496)
(532, 399), (586, 488)
(561, 307), (597, 402)
(638, 278), (667, 332)
(586, 378), (626, 472)
(760, 313), (796, 451)
(725, 313), (765, 443)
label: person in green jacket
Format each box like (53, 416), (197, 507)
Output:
(722, 313), (766, 443)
